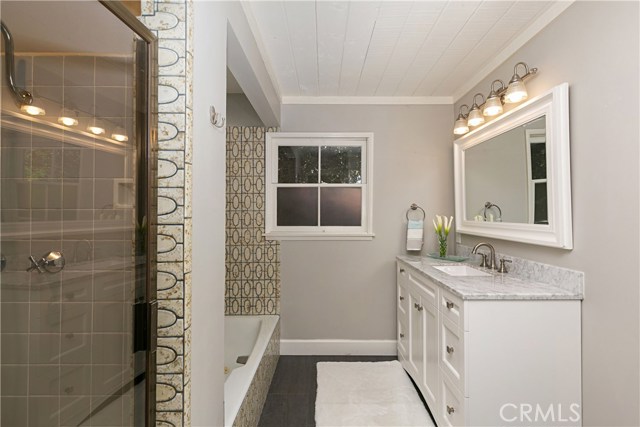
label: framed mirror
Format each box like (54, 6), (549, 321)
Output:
(454, 83), (572, 249)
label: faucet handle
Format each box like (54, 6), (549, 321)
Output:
(498, 258), (512, 273)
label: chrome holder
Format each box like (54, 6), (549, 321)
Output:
(1, 21), (33, 107)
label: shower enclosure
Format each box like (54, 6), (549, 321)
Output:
(1, 1), (157, 426)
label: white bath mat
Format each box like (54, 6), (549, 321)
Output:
(315, 361), (434, 427)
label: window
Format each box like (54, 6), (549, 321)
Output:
(265, 132), (374, 240)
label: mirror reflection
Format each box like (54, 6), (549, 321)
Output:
(464, 116), (547, 224)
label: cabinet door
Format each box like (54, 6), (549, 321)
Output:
(419, 298), (439, 411)
(408, 287), (423, 379)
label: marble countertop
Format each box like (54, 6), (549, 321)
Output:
(397, 255), (583, 301)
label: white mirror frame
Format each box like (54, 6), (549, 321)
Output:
(454, 83), (573, 249)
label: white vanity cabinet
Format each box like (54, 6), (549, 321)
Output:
(396, 260), (582, 427)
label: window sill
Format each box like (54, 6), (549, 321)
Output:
(264, 232), (375, 241)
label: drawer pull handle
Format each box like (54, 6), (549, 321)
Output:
(399, 296), (405, 301)
(447, 405), (455, 415)
(400, 268), (405, 273)
(416, 304), (423, 312)
(446, 301), (455, 310)
(399, 333), (405, 339)
(446, 345), (454, 355)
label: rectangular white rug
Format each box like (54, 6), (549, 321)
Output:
(316, 361), (434, 427)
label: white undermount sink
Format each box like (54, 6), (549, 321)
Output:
(432, 265), (492, 277)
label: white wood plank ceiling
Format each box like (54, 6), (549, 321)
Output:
(244, 1), (567, 102)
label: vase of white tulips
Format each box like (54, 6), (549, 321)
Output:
(433, 215), (453, 258)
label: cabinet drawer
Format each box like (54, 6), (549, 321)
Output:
(441, 288), (463, 328)
(439, 372), (466, 427)
(397, 318), (408, 359)
(440, 316), (465, 393)
(408, 271), (438, 307)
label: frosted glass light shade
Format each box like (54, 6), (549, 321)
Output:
(58, 108), (79, 126)
(20, 104), (45, 116)
(87, 122), (106, 135)
(483, 96), (503, 116)
(467, 108), (485, 127)
(453, 117), (469, 135)
(112, 127), (129, 142)
(505, 79), (528, 104)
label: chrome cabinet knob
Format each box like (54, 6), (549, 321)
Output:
(446, 301), (454, 310)
(447, 405), (455, 415)
(446, 345), (454, 355)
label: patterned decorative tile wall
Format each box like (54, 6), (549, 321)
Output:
(138, 1), (193, 426)
(226, 127), (280, 315)
(232, 320), (280, 427)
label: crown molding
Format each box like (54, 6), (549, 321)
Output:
(451, 1), (574, 103)
(281, 96), (453, 105)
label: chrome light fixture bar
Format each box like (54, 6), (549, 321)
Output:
(453, 61), (538, 135)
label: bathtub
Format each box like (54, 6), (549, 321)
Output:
(224, 315), (280, 427)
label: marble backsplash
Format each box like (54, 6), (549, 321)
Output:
(456, 244), (585, 297)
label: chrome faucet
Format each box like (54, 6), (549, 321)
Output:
(471, 242), (498, 270)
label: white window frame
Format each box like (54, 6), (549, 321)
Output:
(265, 132), (374, 241)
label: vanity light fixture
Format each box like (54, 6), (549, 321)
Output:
(57, 108), (79, 127)
(453, 104), (470, 135)
(504, 62), (531, 104)
(483, 80), (504, 117)
(111, 127), (129, 142)
(87, 119), (106, 135)
(453, 61), (538, 136)
(467, 93), (485, 127)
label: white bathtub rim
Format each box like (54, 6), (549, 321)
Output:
(224, 315), (279, 427)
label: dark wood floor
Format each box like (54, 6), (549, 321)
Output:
(257, 355), (398, 427)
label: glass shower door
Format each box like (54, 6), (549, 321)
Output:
(0, 2), (156, 426)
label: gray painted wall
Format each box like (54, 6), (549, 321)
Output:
(454, 2), (639, 425)
(465, 126), (529, 222)
(279, 104), (453, 340)
(227, 93), (264, 127)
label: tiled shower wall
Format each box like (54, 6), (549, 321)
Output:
(225, 127), (280, 315)
(1, 53), (137, 426)
(138, 1), (193, 426)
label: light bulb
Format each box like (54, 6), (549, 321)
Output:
(483, 96), (503, 116)
(453, 116), (469, 135)
(20, 104), (46, 116)
(57, 108), (79, 127)
(504, 79), (528, 104)
(87, 119), (106, 135)
(88, 125), (106, 135)
(467, 108), (485, 127)
(111, 127), (129, 142)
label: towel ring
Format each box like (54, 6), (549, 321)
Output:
(483, 201), (502, 221)
(406, 203), (426, 221)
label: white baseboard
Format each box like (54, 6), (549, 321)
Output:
(280, 339), (398, 356)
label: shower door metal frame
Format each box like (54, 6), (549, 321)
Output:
(98, 2), (159, 426)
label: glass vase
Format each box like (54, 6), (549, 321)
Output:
(438, 236), (447, 258)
